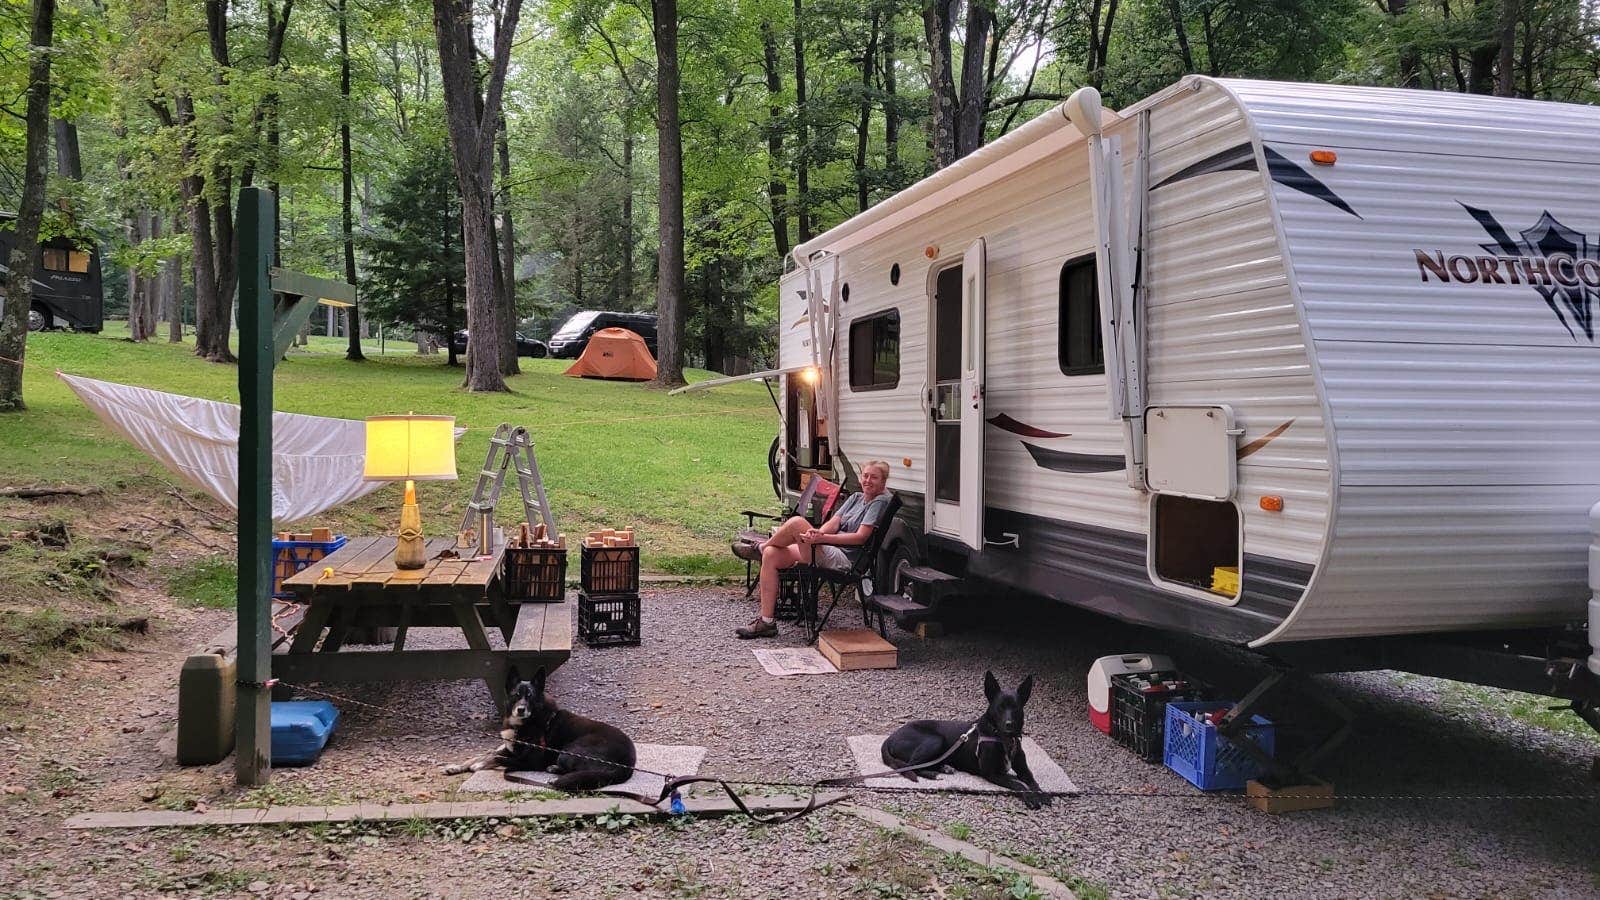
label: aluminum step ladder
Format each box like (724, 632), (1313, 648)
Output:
(461, 424), (557, 538)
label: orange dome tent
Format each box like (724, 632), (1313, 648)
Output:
(563, 327), (658, 381)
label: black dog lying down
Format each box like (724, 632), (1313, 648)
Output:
(443, 667), (636, 791)
(880, 671), (1051, 808)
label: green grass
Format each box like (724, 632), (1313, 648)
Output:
(3, 324), (778, 574)
(166, 555), (238, 608)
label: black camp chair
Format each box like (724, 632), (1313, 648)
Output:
(778, 492), (903, 642)
(731, 477), (843, 600)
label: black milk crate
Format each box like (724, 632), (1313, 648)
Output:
(503, 547), (568, 603)
(775, 578), (805, 622)
(1111, 671), (1205, 763)
(581, 544), (640, 594)
(578, 590), (640, 647)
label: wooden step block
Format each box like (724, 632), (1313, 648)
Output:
(817, 628), (897, 671)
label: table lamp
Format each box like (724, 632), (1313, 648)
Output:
(364, 415), (458, 569)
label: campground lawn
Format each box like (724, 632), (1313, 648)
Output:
(1, 324), (777, 575)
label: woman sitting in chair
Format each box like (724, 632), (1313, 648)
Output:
(737, 460), (894, 639)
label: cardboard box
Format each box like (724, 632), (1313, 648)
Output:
(1246, 779), (1335, 814)
(818, 628), (897, 671)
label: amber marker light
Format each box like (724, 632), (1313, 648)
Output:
(902, 457), (912, 467)
(924, 245), (939, 259)
(1309, 149), (1337, 166)
(1260, 495), (1285, 512)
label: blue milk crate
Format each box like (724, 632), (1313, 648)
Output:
(1162, 700), (1276, 791)
(271, 701), (339, 766)
(271, 534), (347, 599)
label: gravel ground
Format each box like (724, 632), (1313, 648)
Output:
(4, 584), (1599, 899)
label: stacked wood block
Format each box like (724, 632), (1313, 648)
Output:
(503, 522), (567, 604)
(578, 526), (641, 647)
(510, 521), (565, 549)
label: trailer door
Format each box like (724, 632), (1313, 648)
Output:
(958, 238), (987, 550)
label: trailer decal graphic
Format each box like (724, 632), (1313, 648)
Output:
(1262, 147), (1361, 219)
(1152, 142), (1361, 220)
(1236, 419), (1295, 460)
(1014, 419), (1296, 474)
(1152, 142), (1257, 189)
(987, 414), (1069, 439)
(1423, 204), (1600, 342)
(1020, 442), (1126, 473)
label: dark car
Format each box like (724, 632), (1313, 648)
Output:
(547, 310), (658, 359)
(450, 330), (549, 358)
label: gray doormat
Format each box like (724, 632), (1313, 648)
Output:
(846, 734), (1078, 793)
(459, 744), (708, 799)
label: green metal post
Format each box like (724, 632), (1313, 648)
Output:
(236, 187), (275, 786)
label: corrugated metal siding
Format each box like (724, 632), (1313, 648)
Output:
(1143, 80), (1331, 572)
(1224, 78), (1600, 642)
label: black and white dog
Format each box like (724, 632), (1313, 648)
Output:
(880, 670), (1050, 808)
(443, 667), (636, 792)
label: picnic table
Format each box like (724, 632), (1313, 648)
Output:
(277, 534), (572, 712)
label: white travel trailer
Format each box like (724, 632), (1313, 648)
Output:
(695, 77), (1600, 716)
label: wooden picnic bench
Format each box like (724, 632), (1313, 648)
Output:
(277, 534), (572, 712)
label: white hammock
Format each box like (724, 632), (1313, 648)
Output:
(59, 373), (464, 524)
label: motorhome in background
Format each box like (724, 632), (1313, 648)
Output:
(0, 213), (104, 333)
(754, 76), (1600, 718)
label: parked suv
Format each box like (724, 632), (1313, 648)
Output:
(547, 310), (658, 358)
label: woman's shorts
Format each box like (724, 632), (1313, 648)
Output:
(814, 545), (850, 571)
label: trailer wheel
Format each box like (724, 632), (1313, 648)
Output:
(876, 541), (920, 599)
(27, 306), (49, 332)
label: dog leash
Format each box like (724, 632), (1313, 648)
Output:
(551, 723), (988, 825)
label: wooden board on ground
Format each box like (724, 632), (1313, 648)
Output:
(817, 628), (897, 671)
(1246, 779), (1336, 814)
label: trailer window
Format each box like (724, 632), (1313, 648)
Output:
(849, 309), (900, 391)
(41, 248), (90, 274)
(1059, 255), (1103, 376)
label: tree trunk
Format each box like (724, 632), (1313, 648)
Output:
(174, 94), (225, 364)
(702, 256), (725, 374)
(1466, 0), (1499, 94)
(198, 0), (236, 363)
(0, 0), (55, 411)
(792, 0), (812, 243)
(1167, 0), (1195, 72)
(761, 21), (791, 261)
(855, 13), (879, 212)
(128, 211), (148, 342)
(923, 0), (958, 169)
(1386, 0), (1421, 87)
(496, 119), (519, 375)
(1090, 0), (1122, 89)
(52, 118), (81, 180)
(167, 212), (184, 342)
(881, 8), (898, 185)
(1494, 0), (1517, 96)
(338, 0), (365, 361)
(651, 0), (686, 387)
(621, 124), (636, 306)
(432, 0), (522, 392)
(955, 0), (990, 159)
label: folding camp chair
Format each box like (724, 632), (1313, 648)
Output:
(732, 477), (843, 600)
(779, 493), (903, 642)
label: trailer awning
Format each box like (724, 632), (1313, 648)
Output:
(668, 364), (812, 395)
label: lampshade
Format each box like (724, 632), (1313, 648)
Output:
(363, 415), (458, 481)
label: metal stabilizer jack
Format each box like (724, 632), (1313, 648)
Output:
(1217, 667), (1354, 787)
